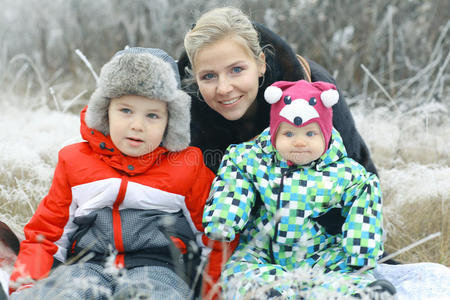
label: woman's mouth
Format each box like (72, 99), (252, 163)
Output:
(221, 96), (241, 105)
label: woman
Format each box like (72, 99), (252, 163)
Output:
(178, 6), (377, 177)
(178, 7), (386, 299)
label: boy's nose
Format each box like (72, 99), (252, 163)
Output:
(130, 116), (144, 131)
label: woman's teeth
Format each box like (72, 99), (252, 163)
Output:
(222, 97), (239, 105)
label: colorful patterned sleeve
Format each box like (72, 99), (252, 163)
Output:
(340, 164), (384, 268)
(203, 145), (256, 242)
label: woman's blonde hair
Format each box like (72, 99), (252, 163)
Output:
(184, 7), (264, 75)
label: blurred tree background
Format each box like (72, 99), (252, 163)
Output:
(0, 0), (448, 108)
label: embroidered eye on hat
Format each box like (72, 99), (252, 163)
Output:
(264, 79), (339, 151)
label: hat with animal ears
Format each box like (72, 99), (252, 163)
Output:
(264, 80), (339, 151)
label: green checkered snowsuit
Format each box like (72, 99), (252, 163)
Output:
(203, 128), (384, 299)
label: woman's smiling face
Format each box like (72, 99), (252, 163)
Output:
(193, 37), (265, 121)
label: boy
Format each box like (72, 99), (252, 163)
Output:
(203, 80), (395, 298)
(9, 47), (226, 299)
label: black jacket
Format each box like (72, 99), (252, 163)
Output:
(178, 23), (377, 176)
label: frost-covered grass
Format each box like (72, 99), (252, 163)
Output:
(353, 102), (449, 265)
(0, 100), (81, 239)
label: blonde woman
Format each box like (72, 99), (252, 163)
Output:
(179, 6), (376, 176)
(178, 8), (381, 296)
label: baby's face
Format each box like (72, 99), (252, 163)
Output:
(108, 95), (168, 157)
(275, 122), (325, 165)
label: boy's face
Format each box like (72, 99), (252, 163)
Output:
(108, 95), (168, 157)
(275, 122), (325, 165)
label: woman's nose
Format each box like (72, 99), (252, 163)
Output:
(216, 77), (233, 95)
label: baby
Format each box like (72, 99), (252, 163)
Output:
(203, 80), (394, 298)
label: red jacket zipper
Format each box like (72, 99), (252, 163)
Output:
(113, 176), (128, 267)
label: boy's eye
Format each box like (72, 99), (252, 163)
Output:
(231, 66), (243, 73)
(306, 131), (316, 137)
(147, 113), (159, 119)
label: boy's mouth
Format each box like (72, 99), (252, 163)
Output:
(127, 137), (143, 142)
(126, 137), (144, 145)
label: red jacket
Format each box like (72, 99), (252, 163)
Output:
(10, 107), (234, 298)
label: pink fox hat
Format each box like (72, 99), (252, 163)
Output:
(264, 80), (339, 151)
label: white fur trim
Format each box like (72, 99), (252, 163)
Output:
(320, 89), (339, 107)
(264, 86), (283, 104)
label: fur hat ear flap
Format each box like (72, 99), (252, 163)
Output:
(320, 89), (339, 107)
(264, 86), (283, 104)
(162, 90), (191, 151)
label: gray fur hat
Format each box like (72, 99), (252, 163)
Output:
(85, 47), (191, 152)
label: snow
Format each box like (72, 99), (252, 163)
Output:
(374, 263), (450, 300)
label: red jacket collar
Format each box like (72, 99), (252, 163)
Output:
(79, 106), (168, 175)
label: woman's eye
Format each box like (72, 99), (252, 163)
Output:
(231, 66), (243, 73)
(201, 73), (215, 80)
(120, 108), (131, 114)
